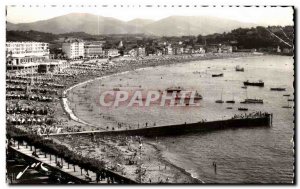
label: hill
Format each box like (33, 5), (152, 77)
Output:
(7, 13), (256, 36)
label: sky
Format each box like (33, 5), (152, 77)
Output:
(6, 5), (294, 26)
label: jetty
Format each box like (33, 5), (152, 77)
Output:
(48, 113), (273, 137)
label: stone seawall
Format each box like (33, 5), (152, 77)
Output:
(52, 114), (272, 137)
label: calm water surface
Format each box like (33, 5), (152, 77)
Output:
(71, 55), (294, 183)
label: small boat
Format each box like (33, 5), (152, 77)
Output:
(226, 107), (233, 109)
(287, 99), (294, 102)
(282, 104), (292, 108)
(176, 92), (203, 100)
(243, 80), (264, 87)
(193, 91), (203, 100)
(240, 99), (263, 104)
(166, 87), (182, 93)
(212, 73), (224, 77)
(238, 107), (248, 111)
(282, 100), (292, 108)
(226, 100), (235, 103)
(226, 93), (235, 103)
(270, 88), (286, 91)
(235, 65), (244, 72)
(215, 88), (224, 103)
(282, 106), (292, 108)
(241, 86), (247, 89)
(283, 94), (291, 97)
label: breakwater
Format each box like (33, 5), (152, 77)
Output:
(51, 114), (273, 137)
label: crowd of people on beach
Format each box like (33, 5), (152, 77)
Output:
(7, 52), (259, 183)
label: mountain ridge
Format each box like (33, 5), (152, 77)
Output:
(7, 13), (257, 36)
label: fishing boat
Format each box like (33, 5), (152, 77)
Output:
(282, 100), (292, 108)
(235, 65), (244, 72)
(240, 99), (264, 104)
(166, 87), (182, 93)
(238, 107), (248, 111)
(270, 87), (286, 91)
(226, 93), (235, 103)
(243, 80), (264, 87)
(226, 100), (235, 103)
(193, 91), (203, 100)
(215, 89), (224, 103)
(212, 73), (224, 77)
(241, 87), (263, 104)
(176, 91), (203, 100)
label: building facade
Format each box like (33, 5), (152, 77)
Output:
(84, 42), (103, 58)
(104, 49), (119, 57)
(62, 40), (84, 59)
(6, 41), (49, 65)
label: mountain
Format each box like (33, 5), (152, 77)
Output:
(127, 19), (155, 27)
(7, 13), (256, 36)
(7, 13), (143, 35)
(144, 16), (256, 36)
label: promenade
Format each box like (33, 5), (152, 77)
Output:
(9, 141), (135, 184)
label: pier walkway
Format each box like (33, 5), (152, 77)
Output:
(46, 114), (272, 137)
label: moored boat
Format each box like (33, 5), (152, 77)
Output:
(166, 87), (182, 93)
(215, 100), (224, 103)
(270, 87), (286, 91)
(215, 89), (224, 103)
(226, 100), (235, 103)
(235, 65), (244, 72)
(243, 80), (264, 87)
(212, 73), (223, 77)
(240, 99), (264, 104)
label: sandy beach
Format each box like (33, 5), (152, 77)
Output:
(48, 53), (258, 183)
(11, 53), (259, 183)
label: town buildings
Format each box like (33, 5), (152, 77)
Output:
(62, 39), (84, 59)
(129, 47), (146, 57)
(84, 42), (104, 58)
(6, 41), (50, 66)
(104, 49), (120, 57)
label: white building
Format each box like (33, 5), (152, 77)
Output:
(84, 42), (103, 58)
(104, 49), (119, 57)
(62, 40), (84, 59)
(6, 41), (49, 66)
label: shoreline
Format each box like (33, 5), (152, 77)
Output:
(54, 53), (262, 184)
(55, 53), (261, 183)
(63, 52), (260, 129)
(146, 141), (204, 184)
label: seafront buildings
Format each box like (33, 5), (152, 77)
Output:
(62, 39), (85, 59)
(6, 41), (50, 66)
(84, 42), (104, 58)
